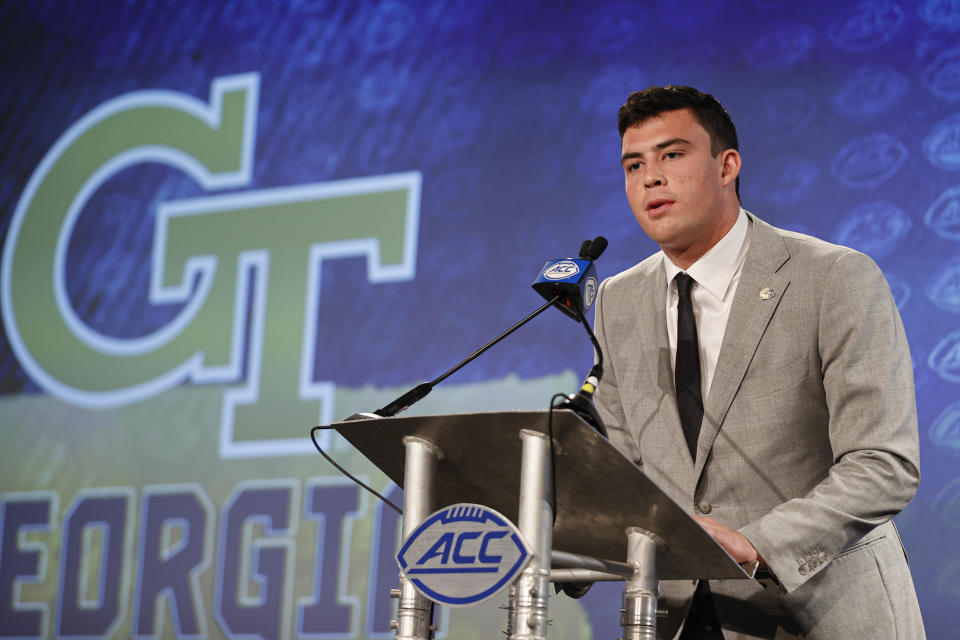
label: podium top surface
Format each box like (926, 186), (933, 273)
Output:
(333, 410), (748, 580)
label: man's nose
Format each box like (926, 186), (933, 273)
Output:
(644, 169), (664, 188)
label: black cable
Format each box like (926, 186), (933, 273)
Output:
(547, 392), (566, 525)
(549, 391), (593, 599)
(310, 427), (435, 631)
(573, 299), (603, 374)
(310, 426), (403, 515)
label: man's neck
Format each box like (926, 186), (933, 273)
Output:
(663, 201), (741, 271)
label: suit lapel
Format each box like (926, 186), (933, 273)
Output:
(648, 263), (694, 467)
(694, 216), (791, 480)
(623, 258), (695, 470)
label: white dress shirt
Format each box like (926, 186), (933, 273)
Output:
(663, 209), (752, 401)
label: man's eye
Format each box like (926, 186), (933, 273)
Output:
(665, 151), (682, 159)
(627, 162), (642, 172)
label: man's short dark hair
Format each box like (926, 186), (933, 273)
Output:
(618, 86), (740, 197)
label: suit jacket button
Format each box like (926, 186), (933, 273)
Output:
(697, 502), (712, 514)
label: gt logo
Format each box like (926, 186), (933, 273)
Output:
(1, 73), (421, 457)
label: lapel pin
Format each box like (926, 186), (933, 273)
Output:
(760, 287), (775, 300)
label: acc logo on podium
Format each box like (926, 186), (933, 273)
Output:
(396, 503), (531, 606)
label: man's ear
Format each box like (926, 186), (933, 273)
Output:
(720, 149), (742, 189)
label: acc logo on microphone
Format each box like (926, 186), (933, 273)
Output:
(542, 260), (581, 280)
(584, 277), (598, 309)
(396, 503), (532, 606)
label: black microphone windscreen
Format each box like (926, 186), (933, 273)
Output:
(578, 239), (592, 259)
(586, 236), (608, 260)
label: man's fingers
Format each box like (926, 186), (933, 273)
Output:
(692, 515), (759, 564)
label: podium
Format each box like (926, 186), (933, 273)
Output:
(332, 410), (752, 639)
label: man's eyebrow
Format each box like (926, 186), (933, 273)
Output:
(654, 137), (691, 149)
(620, 138), (693, 164)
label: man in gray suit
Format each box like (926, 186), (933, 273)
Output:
(592, 86), (925, 639)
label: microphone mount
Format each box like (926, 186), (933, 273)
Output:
(374, 295), (561, 417)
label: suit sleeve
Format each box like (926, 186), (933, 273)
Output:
(738, 250), (920, 593)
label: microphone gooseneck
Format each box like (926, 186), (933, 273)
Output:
(373, 294), (561, 417)
(553, 298), (606, 436)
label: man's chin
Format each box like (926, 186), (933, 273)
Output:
(636, 219), (686, 248)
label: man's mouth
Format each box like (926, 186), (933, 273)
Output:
(646, 199), (674, 214)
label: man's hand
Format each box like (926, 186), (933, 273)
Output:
(694, 515), (766, 568)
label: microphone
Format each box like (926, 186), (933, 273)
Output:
(539, 235), (608, 437)
(531, 236), (607, 321)
(582, 235), (608, 260)
(371, 237), (608, 418)
(579, 239), (592, 257)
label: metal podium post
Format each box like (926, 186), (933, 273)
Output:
(393, 436), (441, 640)
(620, 528), (660, 640)
(507, 429), (554, 640)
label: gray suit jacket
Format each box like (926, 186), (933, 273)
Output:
(593, 214), (925, 639)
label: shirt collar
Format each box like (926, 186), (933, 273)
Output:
(663, 208), (750, 301)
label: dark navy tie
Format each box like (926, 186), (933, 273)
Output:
(675, 272), (703, 462)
